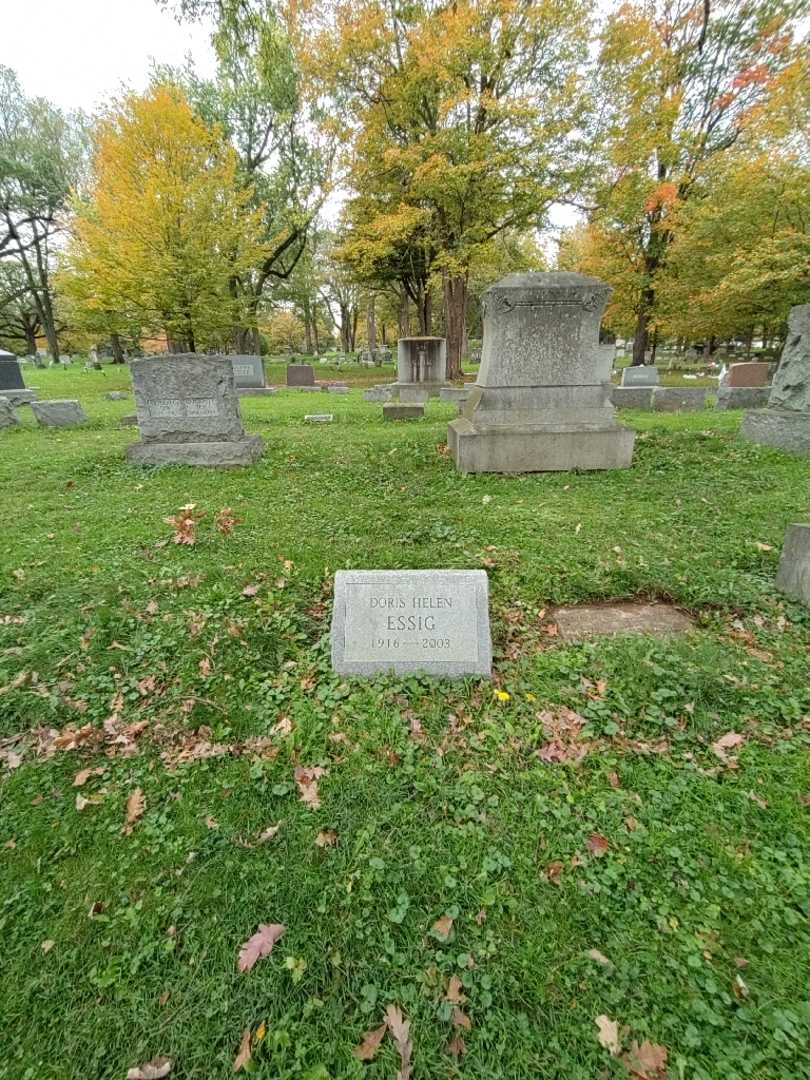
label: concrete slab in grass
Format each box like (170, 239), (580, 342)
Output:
(551, 602), (694, 640)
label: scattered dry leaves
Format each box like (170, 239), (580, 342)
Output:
(164, 504), (204, 546)
(621, 1040), (668, 1079)
(315, 829), (338, 848)
(712, 730), (745, 761)
(587, 833), (610, 857)
(215, 507), (242, 536)
(432, 914), (454, 940)
(447, 1034), (466, 1057)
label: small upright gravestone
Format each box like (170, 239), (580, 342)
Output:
(331, 569), (491, 678)
(128, 354), (264, 466)
(231, 355), (276, 396)
(741, 305), (810, 453)
(621, 365), (659, 387)
(287, 363), (315, 387)
(384, 402), (424, 421)
(448, 272), (634, 473)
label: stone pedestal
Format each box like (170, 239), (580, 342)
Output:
(127, 354), (263, 466)
(742, 305), (810, 454)
(1, 388), (37, 405)
(389, 337), (448, 400)
(448, 272), (634, 474)
(776, 523), (810, 605)
(612, 387), (653, 410)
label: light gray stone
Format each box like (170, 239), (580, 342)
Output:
(612, 386), (653, 409)
(716, 386), (770, 410)
(127, 353), (263, 467)
(553, 602), (693, 639)
(327, 385), (349, 394)
(2, 388), (37, 406)
(230, 355), (265, 389)
(31, 399), (88, 427)
(0, 396), (19, 428)
(305, 413), (333, 422)
(399, 384), (430, 404)
(287, 363), (315, 387)
(388, 337), (448, 400)
(776, 523), (810, 605)
(105, 390), (130, 400)
(237, 387), (277, 397)
(651, 387), (707, 412)
(439, 386), (471, 404)
(448, 272), (634, 473)
(740, 409), (810, 453)
(384, 402), (424, 420)
(768, 304), (810, 411)
(331, 569), (491, 678)
(297, 385), (322, 393)
(364, 386), (394, 402)
(621, 365), (659, 387)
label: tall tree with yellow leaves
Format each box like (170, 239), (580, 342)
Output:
(58, 85), (267, 353)
(296, 0), (593, 378)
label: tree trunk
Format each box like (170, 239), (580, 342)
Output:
(350, 308), (358, 352)
(313, 312), (320, 354)
(110, 333), (125, 363)
(416, 286), (432, 336)
(398, 285), (410, 337)
(632, 286), (654, 365)
(303, 297), (313, 354)
(367, 295), (377, 354)
(443, 273), (468, 381)
(23, 318), (37, 356)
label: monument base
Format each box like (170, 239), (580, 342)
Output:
(127, 435), (265, 467)
(715, 386), (769, 410)
(237, 387), (277, 397)
(612, 387), (653, 410)
(391, 382), (446, 402)
(2, 389), (37, 405)
(448, 418), (634, 474)
(740, 409), (810, 454)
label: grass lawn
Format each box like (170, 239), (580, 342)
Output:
(1, 366), (809, 1080)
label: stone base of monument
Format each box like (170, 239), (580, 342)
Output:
(651, 387), (707, 412)
(776, 523), (810, 605)
(120, 414), (138, 427)
(364, 386), (394, 403)
(716, 386), (770, 410)
(389, 382), (445, 402)
(741, 409), (810, 454)
(237, 387), (277, 397)
(612, 387), (653, 410)
(32, 400), (88, 427)
(127, 435), (264, 466)
(384, 402), (424, 421)
(439, 386), (471, 405)
(3, 388), (37, 406)
(448, 417), (634, 473)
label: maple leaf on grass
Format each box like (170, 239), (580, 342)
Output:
(595, 1014), (621, 1056)
(452, 1006), (472, 1031)
(237, 923), (285, 973)
(385, 1005), (412, 1080)
(126, 1057), (172, 1080)
(233, 1028), (251, 1072)
(315, 829), (338, 847)
(352, 1022), (387, 1061)
(215, 507), (242, 536)
(445, 975), (467, 1003)
(447, 1034), (466, 1057)
(712, 730), (745, 761)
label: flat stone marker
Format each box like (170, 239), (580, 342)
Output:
(105, 390), (130, 400)
(305, 413), (333, 422)
(287, 363), (315, 387)
(621, 366), (659, 387)
(364, 386), (394, 402)
(120, 413), (138, 427)
(725, 362), (770, 387)
(0, 396), (19, 429)
(128, 353), (263, 466)
(384, 402), (424, 420)
(31, 400), (88, 427)
(776, 523), (810, 605)
(552, 602), (693, 640)
(331, 569), (491, 678)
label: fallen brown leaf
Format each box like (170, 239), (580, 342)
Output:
(588, 948), (611, 966)
(587, 833), (610, 857)
(237, 923), (285, 973)
(352, 1022), (387, 1061)
(257, 824), (281, 843)
(242, 583), (260, 597)
(546, 861), (564, 884)
(447, 1034), (466, 1057)
(445, 975), (467, 1004)
(41, 939), (55, 953)
(73, 766), (104, 787)
(384, 1004), (412, 1080)
(432, 914), (454, 939)
(294, 766), (327, 810)
(125, 788), (145, 832)
(233, 1028), (252, 1072)
(315, 829), (338, 848)
(595, 1014), (620, 1056)
(126, 1057), (172, 1080)
(452, 1006), (472, 1031)
(622, 1039), (668, 1079)
(712, 730), (744, 761)
(607, 770), (621, 789)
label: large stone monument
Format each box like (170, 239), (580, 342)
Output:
(776, 523), (810, 605)
(448, 272), (634, 473)
(390, 337), (448, 402)
(127, 354), (264, 466)
(0, 350), (37, 405)
(741, 305), (810, 453)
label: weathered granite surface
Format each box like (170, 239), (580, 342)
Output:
(742, 305), (810, 453)
(305, 413), (333, 423)
(331, 569), (491, 678)
(364, 386), (394, 402)
(621, 365), (659, 387)
(31, 399), (88, 427)
(776, 523), (810, 605)
(716, 386), (770, 410)
(553, 603), (693, 639)
(651, 387), (707, 412)
(389, 337), (448, 400)
(1, 388), (36, 405)
(127, 354), (263, 466)
(439, 386), (471, 404)
(230, 355), (265, 389)
(384, 402), (424, 420)
(0, 396), (19, 428)
(237, 387), (277, 397)
(448, 272), (634, 473)
(612, 386), (653, 410)
(287, 363), (315, 386)
(724, 362), (770, 388)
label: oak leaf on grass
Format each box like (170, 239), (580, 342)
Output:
(352, 1022), (387, 1061)
(237, 923), (285, 973)
(384, 1004), (412, 1080)
(233, 1028), (251, 1072)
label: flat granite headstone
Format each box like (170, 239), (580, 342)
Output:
(621, 365), (660, 387)
(127, 354), (263, 466)
(331, 569), (491, 678)
(384, 402), (424, 420)
(31, 400), (87, 427)
(305, 413), (333, 423)
(776, 523), (810, 605)
(230, 355), (266, 389)
(448, 272), (634, 473)
(364, 386), (394, 402)
(553, 603), (694, 640)
(287, 363), (315, 387)
(742, 305), (810, 453)
(0, 396), (19, 429)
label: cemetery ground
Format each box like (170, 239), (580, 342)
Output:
(2, 366), (810, 1080)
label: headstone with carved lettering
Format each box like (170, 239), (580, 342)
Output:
(331, 569), (491, 678)
(127, 354), (264, 466)
(448, 272), (634, 472)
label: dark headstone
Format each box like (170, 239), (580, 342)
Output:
(0, 353), (25, 391)
(287, 364), (315, 387)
